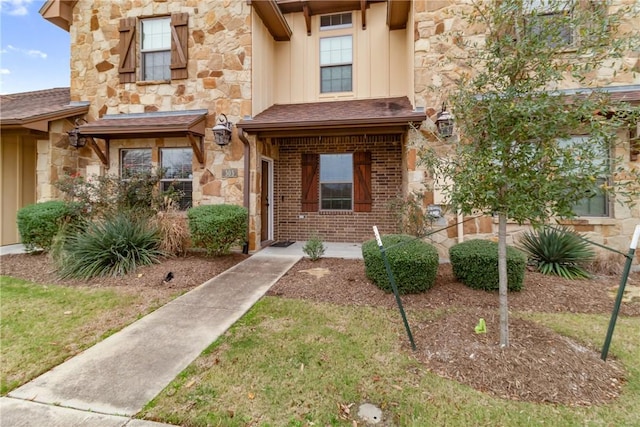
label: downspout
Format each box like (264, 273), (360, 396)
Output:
(238, 128), (251, 254)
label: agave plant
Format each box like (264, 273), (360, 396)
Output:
(518, 226), (595, 280)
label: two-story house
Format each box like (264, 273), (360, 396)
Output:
(19, 0), (639, 255)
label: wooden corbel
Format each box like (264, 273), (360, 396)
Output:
(187, 133), (205, 167)
(303, 2), (311, 35)
(361, 0), (367, 29)
(87, 136), (110, 168)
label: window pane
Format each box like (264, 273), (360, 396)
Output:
(143, 51), (171, 81)
(321, 65), (352, 93)
(320, 154), (352, 181)
(161, 181), (193, 210)
(321, 183), (352, 210)
(121, 149), (151, 178)
(142, 18), (170, 50)
(161, 148), (193, 179)
(320, 36), (352, 66)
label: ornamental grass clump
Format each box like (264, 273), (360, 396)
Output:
(56, 214), (164, 279)
(449, 239), (527, 292)
(362, 234), (439, 294)
(518, 226), (595, 279)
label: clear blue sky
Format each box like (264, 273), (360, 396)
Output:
(0, 0), (70, 94)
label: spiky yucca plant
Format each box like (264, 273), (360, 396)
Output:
(518, 226), (595, 280)
(57, 214), (164, 279)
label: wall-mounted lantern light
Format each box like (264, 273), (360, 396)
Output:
(435, 103), (454, 138)
(212, 113), (233, 146)
(68, 118), (88, 148)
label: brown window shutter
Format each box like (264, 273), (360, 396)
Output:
(118, 17), (136, 83)
(170, 12), (189, 80)
(301, 153), (319, 212)
(354, 151), (372, 212)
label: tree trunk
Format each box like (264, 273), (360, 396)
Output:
(498, 211), (509, 347)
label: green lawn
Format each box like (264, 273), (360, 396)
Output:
(141, 298), (640, 427)
(1, 276), (145, 394)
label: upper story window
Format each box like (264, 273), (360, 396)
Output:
(118, 13), (188, 84)
(141, 17), (171, 81)
(525, 0), (575, 47)
(320, 12), (353, 30)
(320, 35), (353, 93)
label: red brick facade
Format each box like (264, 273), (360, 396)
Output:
(273, 134), (403, 243)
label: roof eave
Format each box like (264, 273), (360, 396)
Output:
(250, 0), (292, 41)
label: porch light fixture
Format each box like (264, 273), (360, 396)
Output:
(212, 113), (233, 146)
(68, 118), (88, 148)
(435, 103), (454, 138)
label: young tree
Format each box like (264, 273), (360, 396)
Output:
(428, 0), (640, 347)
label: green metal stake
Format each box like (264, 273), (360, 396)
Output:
(601, 224), (640, 361)
(373, 226), (416, 351)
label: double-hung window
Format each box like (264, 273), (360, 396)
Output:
(320, 154), (353, 210)
(118, 13), (188, 83)
(160, 148), (193, 210)
(559, 135), (609, 217)
(141, 17), (171, 81)
(525, 0), (575, 47)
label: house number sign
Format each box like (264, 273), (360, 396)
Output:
(222, 168), (238, 178)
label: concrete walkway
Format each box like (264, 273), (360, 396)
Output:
(1, 243), (362, 426)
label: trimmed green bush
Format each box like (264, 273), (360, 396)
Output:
(518, 226), (594, 279)
(303, 233), (325, 261)
(188, 204), (247, 256)
(56, 214), (163, 279)
(449, 239), (527, 292)
(362, 234), (439, 294)
(16, 201), (82, 252)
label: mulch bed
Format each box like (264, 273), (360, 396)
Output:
(2, 253), (639, 406)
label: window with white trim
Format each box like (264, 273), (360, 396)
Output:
(141, 17), (171, 81)
(559, 135), (609, 217)
(320, 35), (353, 93)
(160, 148), (193, 210)
(320, 12), (352, 30)
(526, 0), (575, 47)
(320, 153), (353, 210)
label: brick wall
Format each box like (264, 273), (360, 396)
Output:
(275, 134), (403, 242)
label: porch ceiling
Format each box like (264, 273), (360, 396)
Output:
(250, 0), (410, 41)
(78, 110), (208, 140)
(237, 96), (426, 138)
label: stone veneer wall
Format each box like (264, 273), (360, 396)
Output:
(407, 0), (640, 255)
(275, 135), (403, 243)
(67, 0), (253, 210)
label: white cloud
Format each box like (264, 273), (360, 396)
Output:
(5, 44), (47, 59)
(0, 0), (33, 16)
(0, 68), (10, 74)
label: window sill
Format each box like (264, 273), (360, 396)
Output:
(319, 210), (353, 215)
(136, 80), (171, 86)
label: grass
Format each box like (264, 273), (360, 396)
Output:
(141, 298), (640, 427)
(1, 276), (148, 394)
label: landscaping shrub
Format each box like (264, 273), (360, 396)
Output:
(56, 213), (163, 279)
(518, 226), (594, 279)
(303, 233), (325, 261)
(151, 209), (190, 256)
(188, 204), (247, 256)
(16, 201), (82, 252)
(362, 234), (439, 294)
(449, 239), (527, 292)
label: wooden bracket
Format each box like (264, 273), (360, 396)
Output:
(361, 0), (367, 29)
(87, 136), (110, 168)
(303, 2), (311, 35)
(188, 133), (205, 166)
